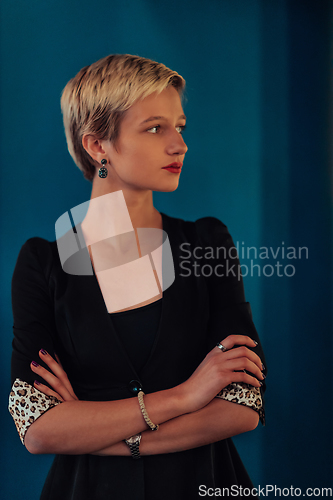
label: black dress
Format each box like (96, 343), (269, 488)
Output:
(9, 212), (266, 499)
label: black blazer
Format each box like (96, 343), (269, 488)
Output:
(11, 211), (266, 500)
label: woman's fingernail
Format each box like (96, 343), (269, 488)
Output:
(259, 381), (263, 386)
(253, 340), (258, 345)
(40, 349), (48, 355)
(31, 361), (39, 367)
(262, 363), (265, 370)
(34, 380), (41, 385)
(261, 373), (266, 379)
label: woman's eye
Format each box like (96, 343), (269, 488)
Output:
(147, 125), (160, 134)
(147, 124), (186, 134)
(176, 125), (186, 134)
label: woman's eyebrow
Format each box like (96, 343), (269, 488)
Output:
(139, 114), (186, 125)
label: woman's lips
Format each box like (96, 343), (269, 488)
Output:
(162, 162), (182, 173)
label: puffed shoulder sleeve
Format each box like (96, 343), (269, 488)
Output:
(194, 217), (267, 425)
(8, 238), (62, 445)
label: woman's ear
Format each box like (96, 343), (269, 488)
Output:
(82, 134), (107, 164)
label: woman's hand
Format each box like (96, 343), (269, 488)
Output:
(30, 349), (78, 402)
(176, 335), (265, 414)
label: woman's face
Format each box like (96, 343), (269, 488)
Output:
(101, 85), (188, 192)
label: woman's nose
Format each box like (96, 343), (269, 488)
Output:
(166, 130), (188, 156)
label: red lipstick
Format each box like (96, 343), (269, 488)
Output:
(162, 162), (182, 173)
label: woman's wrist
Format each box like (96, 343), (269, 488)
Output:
(91, 440), (131, 456)
(142, 384), (189, 427)
(159, 384), (190, 417)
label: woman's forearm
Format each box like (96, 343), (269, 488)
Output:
(24, 386), (186, 455)
(92, 398), (259, 457)
(25, 334), (263, 456)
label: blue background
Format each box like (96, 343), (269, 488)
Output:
(1, 0), (332, 497)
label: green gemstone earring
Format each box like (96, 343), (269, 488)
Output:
(98, 159), (108, 179)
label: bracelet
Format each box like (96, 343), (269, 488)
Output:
(137, 391), (159, 431)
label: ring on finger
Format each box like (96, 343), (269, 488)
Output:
(216, 342), (227, 352)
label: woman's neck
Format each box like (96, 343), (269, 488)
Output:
(81, 186), (161, 247)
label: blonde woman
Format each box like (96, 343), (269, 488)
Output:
(9, 54), (266, 499)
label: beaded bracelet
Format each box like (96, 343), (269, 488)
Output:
(137, 391), (159, 431)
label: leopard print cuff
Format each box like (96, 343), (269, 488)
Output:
(8, 378), (63, 445)
(215, 382), (265, 425)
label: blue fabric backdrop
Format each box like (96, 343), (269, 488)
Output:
(1, 0), (332, 497)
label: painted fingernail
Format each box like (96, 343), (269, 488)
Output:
(259, 381), (263, 386)
(40, 349), (48, 355)
(34, 380), (41, 385)
(31, 361), (39, 367)
(261, 373), (266, 379)
(262, 363), (265, 370)
(253, 340), (258, 345)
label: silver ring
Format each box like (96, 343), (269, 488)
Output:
(216, 342), (227, 352)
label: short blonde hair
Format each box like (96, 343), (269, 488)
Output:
(60, 54), (186, 181)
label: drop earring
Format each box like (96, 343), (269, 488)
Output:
(98, 159), (108, 179)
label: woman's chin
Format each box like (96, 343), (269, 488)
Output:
(153, 179), (181, 193)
